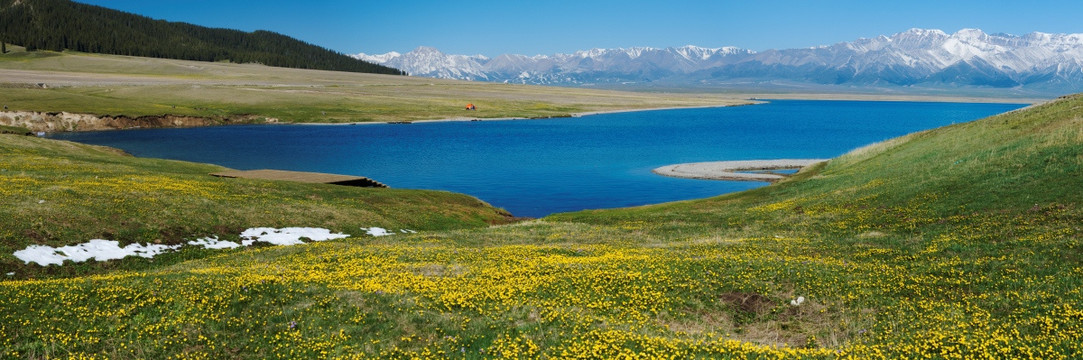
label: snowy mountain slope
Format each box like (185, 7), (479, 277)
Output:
(354, 45), (756, 82)
(356, 46), (490, 80)
(354, 29), (1083, 95)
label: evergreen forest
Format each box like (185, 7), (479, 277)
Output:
(0, 0), (405, 75)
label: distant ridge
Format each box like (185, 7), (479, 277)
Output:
(357, 29), (1083, 96)
(0, 0), (404, 75)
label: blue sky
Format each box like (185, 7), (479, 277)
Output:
(78, 0), (1083, 56)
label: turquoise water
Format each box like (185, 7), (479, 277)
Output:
(51, 100), (1025, 217)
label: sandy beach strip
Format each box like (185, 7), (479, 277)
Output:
(567, 102), (762, 117)
(652, 159), (828, 182)
(296, 103), (754, 127)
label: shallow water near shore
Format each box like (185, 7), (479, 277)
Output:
(51, 100), (1025, 217)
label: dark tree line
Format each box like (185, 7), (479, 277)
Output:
(0, 0), (406, 75)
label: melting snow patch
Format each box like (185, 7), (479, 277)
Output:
(357, 227), (419, 237)
(364, 228), (417, 236)
(240, 227), (350, 246)
(362, 227), (395, 237)
(13, 227), (351, 266)
(188, 236), (241, 249)
(13, 240), (182, 266)
(790, 296), (806, 306)
(362, 227), (415, 236)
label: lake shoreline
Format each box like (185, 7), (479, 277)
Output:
(294, 93), (1039, 127)
(6, 93), (1037, 133)
(738, 93), (1045, 104)
(295, 103), (762, 127)
(52, 101), (1025, 217)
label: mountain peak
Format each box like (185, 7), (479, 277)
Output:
(412, 46), (444, 55)
(901, 28), (948, 37)
(354, 51), (401, 64)
(953, 28), (989, 41)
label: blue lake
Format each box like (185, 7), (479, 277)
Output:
(51, 100), (1026, 217)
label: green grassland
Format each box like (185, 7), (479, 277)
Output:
(1, 54), (1082, 357)
(0, 47), (749, 124)
(0, 135), (514, 279)
(0, 124), (31, 134)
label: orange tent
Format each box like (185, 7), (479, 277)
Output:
(465, 103), (476, 110)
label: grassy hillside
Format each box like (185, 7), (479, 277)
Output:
(0, 134), (513, 279)
(0, 0), (402, 75)
(0, 48), (749, 128)
(1, 96), (1081, 358)
(549, 94), (1083, 356)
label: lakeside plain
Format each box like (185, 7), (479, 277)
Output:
(0, 46), (1043, 132)
(0, 46), (749, 129)
(2, 47), (1081, 358)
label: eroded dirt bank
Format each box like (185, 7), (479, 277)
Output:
(0, 111), (279, 132)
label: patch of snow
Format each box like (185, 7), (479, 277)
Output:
(362, 227), (394, 237)
(13, 240), (181, 266)
(13, 245), (65, 266)
(37, 200), (44, 204)
(188, 236), (241, 249)
(13, 227), (352, 267)
(790, 296), (806, 306)
(5, 272), (13, 276)
(240, 227), (350, 246)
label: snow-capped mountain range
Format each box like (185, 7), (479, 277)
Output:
(355, 29), (1083, 96)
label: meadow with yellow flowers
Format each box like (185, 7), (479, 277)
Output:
(2, 94), (1082, 358)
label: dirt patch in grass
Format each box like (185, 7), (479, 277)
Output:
(658, 292), (871, 349)
(719, 292), (775, 315)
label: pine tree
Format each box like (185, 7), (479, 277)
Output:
(1, 41), (6, 54)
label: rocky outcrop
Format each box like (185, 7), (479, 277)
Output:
(0, 111), (280, 133)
